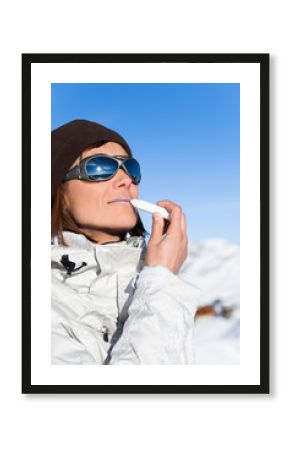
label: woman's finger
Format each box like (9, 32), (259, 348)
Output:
(156, 200), (179, 212)
(166, 208), (183, 237)
(156, 200), (183, 235)
(149, 213), (164, 244)
(180, 212), (186, 236)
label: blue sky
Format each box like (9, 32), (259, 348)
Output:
(52, 83), (240, 244)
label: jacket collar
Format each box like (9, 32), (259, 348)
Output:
(51, 230), (148, 250)
(51, 231), (148, 275)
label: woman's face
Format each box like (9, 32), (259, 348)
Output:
(62, 142), (139, 244)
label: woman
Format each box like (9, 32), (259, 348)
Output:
(51, 119), (201, 364)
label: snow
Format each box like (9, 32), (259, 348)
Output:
(180, 238), (240, 364)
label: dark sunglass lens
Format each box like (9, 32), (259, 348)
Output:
(86, 157), (118, 180)
(124, 159), (141, 184)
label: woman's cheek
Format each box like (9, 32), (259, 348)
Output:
(78, 198), (99, 220)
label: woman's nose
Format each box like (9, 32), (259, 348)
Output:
(113, 168), (133, 188)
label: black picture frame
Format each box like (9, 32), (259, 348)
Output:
(22, 53), (269, 394)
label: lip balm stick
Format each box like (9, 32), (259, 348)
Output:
(130, 199), (170, 221)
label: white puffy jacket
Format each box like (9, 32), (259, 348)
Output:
(51, 230), (201, 364)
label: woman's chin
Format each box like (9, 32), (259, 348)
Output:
(114, 219), (138, 230)
(97, 218), (138, 232)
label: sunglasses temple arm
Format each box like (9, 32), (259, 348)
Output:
(63, 164), (82, 181)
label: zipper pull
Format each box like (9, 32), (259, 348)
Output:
(101, 326), (109, 343)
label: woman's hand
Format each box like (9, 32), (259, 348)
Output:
(144, 200), (188, 275)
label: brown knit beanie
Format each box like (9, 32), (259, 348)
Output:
(51, 119), (133, 198)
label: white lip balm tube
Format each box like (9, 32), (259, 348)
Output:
(130, 199), (170, 221)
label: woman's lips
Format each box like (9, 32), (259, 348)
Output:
(108, 199), (131, 204)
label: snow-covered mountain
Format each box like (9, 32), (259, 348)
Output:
(180, 238), (240, 364)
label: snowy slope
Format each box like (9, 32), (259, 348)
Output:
(180, 239), (240, 364)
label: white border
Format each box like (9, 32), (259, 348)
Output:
(30, 61), (260, 385)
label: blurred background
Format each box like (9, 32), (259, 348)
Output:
(52, 82), (240, 364)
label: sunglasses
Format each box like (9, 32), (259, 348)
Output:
(63, 153), (141, 185)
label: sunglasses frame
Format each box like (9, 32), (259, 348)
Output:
(63, 153), (141, 185)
